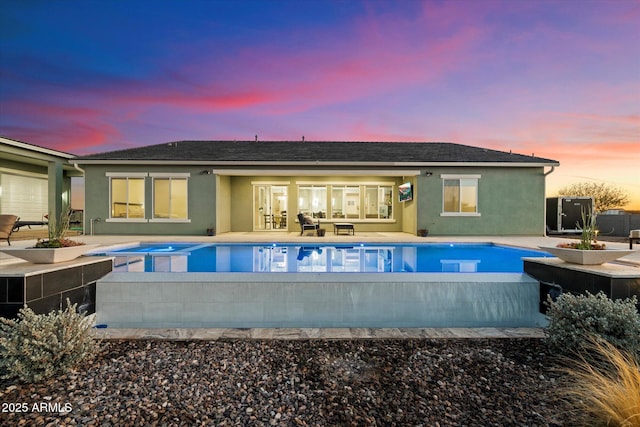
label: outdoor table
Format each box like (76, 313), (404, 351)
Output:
(333, 223), (354, 235)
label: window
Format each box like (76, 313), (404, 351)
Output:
(298, 186), (327, 218)
(364, 185), (393, 219)
(442, 175), (480, 215)
(331, 186), (360, 219)
(152, 175), (189, 220)
(109, 175), (146, 219)
(298, 183), (393, 220)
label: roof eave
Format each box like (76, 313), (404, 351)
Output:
(72, 159), (560, 167)
(1, 137), (76, 160)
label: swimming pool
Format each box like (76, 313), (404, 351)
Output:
(100, 242), (551, 273)
(95, 242), (552, 328)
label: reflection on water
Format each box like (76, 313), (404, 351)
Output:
(286, 246), (393, 273)
(108, 243), (549, 273)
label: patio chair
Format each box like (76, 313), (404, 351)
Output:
(279, 211), (287, 228)
(0, 214), (19, 246)
(297, 213), (320, 235)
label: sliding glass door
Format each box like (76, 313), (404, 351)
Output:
(253, 184), (288, 231)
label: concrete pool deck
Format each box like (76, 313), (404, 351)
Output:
(3, 231), (639, 261)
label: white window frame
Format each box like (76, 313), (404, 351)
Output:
(297, 185), (327, 218)
(440, 174), (481, 217)
(366, 184), (394, 220)
(106, 172), (148, 222)
(329, 185), (360, 220)
(296, 181), (395, 221)
(149, 173), (191, 223)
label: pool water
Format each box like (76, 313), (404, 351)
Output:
(101, 243), (551, 273)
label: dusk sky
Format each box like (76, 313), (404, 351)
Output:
(1, 0), (639, 209)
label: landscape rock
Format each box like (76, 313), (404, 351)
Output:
(0, 339), (571, 426)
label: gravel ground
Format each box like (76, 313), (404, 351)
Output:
(1, 338), (572, 426)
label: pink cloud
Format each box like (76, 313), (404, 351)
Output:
(2, 122), (118, 154)
(124, 90), (278, 112)
(1, 100), (120, 153)
(8, 100), (102, 121)
(88, 3), (487, 119)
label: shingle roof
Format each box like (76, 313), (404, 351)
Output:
(74, 140), (558, 165)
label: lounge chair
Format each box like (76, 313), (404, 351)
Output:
(14, 219), (47, 230)
(297, 213), (320, 235)
(0, 214), (19, 246)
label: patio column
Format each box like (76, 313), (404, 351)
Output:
(48, 160), (65, 225)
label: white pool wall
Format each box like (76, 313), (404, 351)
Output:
(96, 272), (546, 328)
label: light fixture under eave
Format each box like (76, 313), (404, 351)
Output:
(201, 170), (212, 175)
(425, 171), (433, 177)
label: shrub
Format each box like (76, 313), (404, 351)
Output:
(560, 338), (640, 427)
(0, 300), (100, 383)
(545, 291), (640, 357)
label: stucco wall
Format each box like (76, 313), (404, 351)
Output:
(401, 178), (417, 234)
(416, 167), (546, 236)
(228, 175), (407, 233)
(84, 165), (216, 235)
(82, 164), (546, 236)
(216, 175), (231, 234)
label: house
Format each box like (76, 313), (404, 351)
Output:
(72, 140), (559, 236)
(0, 136), (82, 226)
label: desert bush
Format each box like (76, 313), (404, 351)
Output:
(0, 300), (100, 383)
(560, 338), (640, 427)
(545, 291), (640, 357)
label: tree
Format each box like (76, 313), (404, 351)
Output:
(557, 182), (630, 213)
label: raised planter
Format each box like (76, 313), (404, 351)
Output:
(0, 244), (100, 264)
(540, 246), (635, 265)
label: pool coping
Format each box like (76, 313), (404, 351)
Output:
(4, 233), (639, 266)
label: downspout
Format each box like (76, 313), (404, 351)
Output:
(72, 162), (87, 233)
(543, 166), (556, 236)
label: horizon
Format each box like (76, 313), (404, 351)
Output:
(1, 0), (638, 209)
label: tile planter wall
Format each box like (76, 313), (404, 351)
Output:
(0, 257), (112, 318)
(524, 257), (640, 313)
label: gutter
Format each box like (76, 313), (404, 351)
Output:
(72, 159), (561, 168)
(72, 162), (85, 174)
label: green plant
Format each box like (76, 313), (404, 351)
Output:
(556, 208), (605, 250)
(0, 300), (100, 383)
(545, 291), (640, 357)
(34, 208), (83, 248)
(560, 338), (640, 427)
(577, 208), (596, 249)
